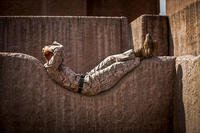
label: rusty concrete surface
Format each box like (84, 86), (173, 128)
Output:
(0, 52), (175, 133)
(131, 15), (169, 56)
(174, 55), (200, 133)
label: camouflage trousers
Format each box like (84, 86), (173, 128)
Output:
(81, 49), (140, 96)
(43, 42), (140, 96)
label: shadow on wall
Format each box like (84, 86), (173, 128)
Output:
(174, 65), (186, 133)
(128, 24), (134, 49)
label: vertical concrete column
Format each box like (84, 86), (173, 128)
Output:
(166, 0), (197, 15)
(131, 15), (169, 56)
(167, 1), (200, 56)
(175, 55), (200, 133)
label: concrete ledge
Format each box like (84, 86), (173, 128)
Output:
(0, 52), (175, 133)
(174, 55), (200, 133)
(130, 15), (169, 56)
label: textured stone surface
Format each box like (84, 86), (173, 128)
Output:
(0, 52), (175, 133)
(166, 0), (197, 15)
(0, 16), (131, 73)
(0, 0), (87, 16)
(174, 55), (200, 133)
(131, 15), (169, 56)
(168, 1), (200, 56)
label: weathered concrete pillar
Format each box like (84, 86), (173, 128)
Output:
(167, 0), (200, 56)
(166, 0), (197, 15)
(0, 52), (175, 133)
(174, 55), (200, 133)
(130, 15), (169, 56)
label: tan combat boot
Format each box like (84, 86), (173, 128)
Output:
(134, 33), (157, 59)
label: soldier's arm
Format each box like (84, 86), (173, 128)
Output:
(45, 52), (63, 69)
(44, 42), (64, 69)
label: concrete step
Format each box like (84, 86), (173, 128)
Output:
(0, 52), (175, 133)
(130, 14), (169, 56)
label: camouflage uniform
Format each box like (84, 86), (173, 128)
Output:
(44, 41), (140, 96)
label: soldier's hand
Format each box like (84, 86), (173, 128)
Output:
(42, 46), (54, 61)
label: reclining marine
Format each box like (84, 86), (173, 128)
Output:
(42, 34), (155, 96)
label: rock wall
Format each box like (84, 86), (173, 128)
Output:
(130, 15), (169, 56)
(0, 16), (131, 73)
(0, 52), (175, 133)
(167, 0), (200, 56)
(174, 55), (200, 133)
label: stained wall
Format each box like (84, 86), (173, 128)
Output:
(167, 0), (200, 56)
(174, 55), (200, 133)
(166, 0), (198, 15)
(87, 0), (159, 22)
(0, 16), (130, 73)
(131, 15), (169, 56)
(0, 53), (175, 133)
(0, 0), (159, 22)
(0, 0), (87, 16)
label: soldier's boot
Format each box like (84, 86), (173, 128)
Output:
(134, 33), (156, 59)
(115, 49), (135, 61)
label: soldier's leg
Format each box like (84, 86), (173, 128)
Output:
(82, 57), (140, 96)
(88, 49), (135, 75)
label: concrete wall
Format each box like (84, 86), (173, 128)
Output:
(0, 16), (131, 73)
(167, 0), (200, 56)
(87, 0), (159, 22)
(87, 0), (124, 16)
(0, 0), (159, 22)
(131, 15), (169, 56)
(174, 55), (200, 133)
(166, 0), (197, 15)
(0, 0), (87, 16)
(0, 52), (175, 133)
